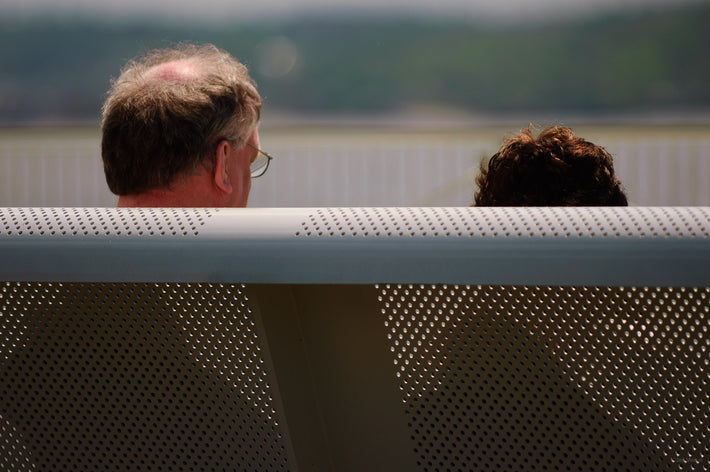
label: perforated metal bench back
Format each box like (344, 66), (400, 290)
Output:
(1, 207), (709, 471)
(0, 282), (291, 471)
(380, 284), (709, 471)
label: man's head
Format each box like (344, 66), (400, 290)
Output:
(101, 43), (263, 207)
(474, 126), (628, 206)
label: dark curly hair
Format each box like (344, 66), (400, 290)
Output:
(474, 126), (628, 206)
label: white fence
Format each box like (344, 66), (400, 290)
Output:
(1, 125), (709, 207)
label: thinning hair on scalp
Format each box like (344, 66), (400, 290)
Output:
(474, 126), (628, 206)
(101, 43), (262, 196)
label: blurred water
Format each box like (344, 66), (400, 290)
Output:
(1, 124), (709, 207)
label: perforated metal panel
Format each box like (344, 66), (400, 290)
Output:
(0, 207), (217, 236)
(379, 284), (710, 471)
(297, 207), (710, 238)
(0, 282), (290, 471)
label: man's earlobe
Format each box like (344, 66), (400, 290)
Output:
(214, 141), (233, 194)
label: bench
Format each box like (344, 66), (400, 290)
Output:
(1, 206), (709, 471)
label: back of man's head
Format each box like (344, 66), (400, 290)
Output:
(474, 126), (628, 206)
(101, 43), (262, 197)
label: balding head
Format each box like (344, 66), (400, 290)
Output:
(144, 59), (202, 84)
(101, 43), (262, 198)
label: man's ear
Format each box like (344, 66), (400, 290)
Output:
(214, 140), (233, 194)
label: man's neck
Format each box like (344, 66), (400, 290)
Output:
(117, 184), (216, 208)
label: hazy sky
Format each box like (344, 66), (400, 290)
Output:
(0, 0), (702, 23)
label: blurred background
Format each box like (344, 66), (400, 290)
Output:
(1, 0), (709, 207)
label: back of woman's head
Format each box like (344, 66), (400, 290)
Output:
(474, 126), (628, 206)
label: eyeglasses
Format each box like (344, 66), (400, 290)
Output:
(242, 141), (274, 178)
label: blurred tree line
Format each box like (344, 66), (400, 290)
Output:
(0, 2), (708, 123)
